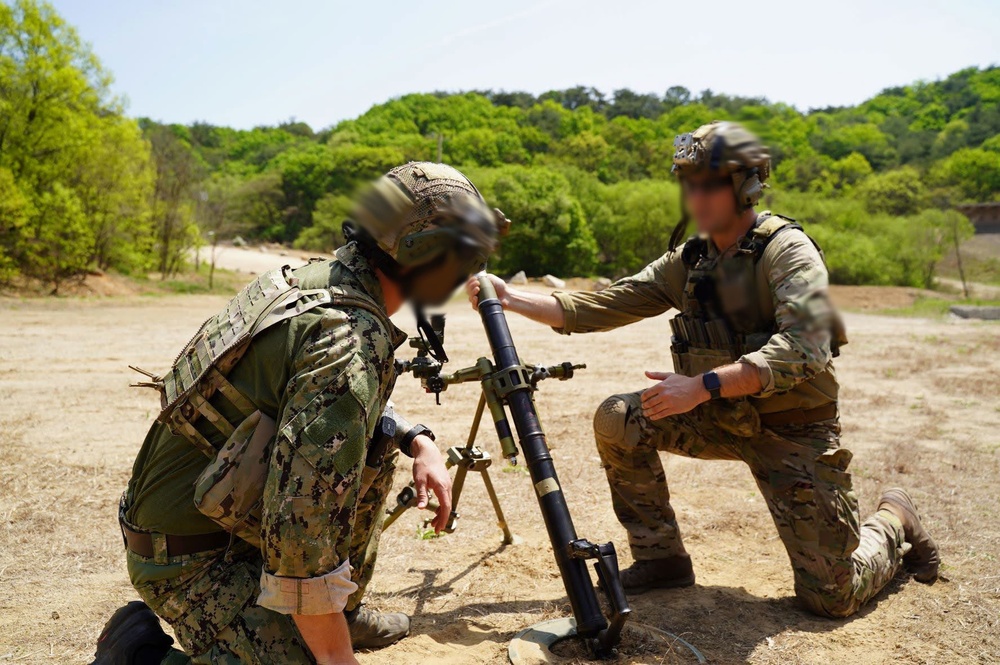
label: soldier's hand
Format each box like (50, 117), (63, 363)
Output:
(411, 435), (453, 533)
(641, 370), (710, 420)
(466, 273), (509, 310)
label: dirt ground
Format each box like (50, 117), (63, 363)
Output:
(1, 283), (999, 664)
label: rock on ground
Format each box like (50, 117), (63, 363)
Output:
(543, 274), (566, 289)
(950, 305), (1000, 320)
(593, 277), (612, 291)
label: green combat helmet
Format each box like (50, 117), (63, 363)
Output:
(346, 162), (510, 307)
(668, 121), (771, 248)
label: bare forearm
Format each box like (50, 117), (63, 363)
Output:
(503, 288), (565, 328)
(641, 361), (762, 420)
(293, 612), (357, 665)
(714, 361), (763, 399)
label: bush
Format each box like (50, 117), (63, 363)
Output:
(470, 165), (598, 277)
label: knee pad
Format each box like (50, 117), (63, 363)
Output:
(593, 394), (640, 448)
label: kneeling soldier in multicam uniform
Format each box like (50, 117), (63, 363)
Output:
(468, 122), (940, 619)
(92, 163), (508, 664)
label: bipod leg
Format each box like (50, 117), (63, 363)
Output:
(479, 464), (514, 545)
(444, 390), (486, 533)
(445, 459), (470, 533)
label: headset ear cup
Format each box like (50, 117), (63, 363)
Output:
(737, 169), (763, 208)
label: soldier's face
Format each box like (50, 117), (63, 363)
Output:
(683, 174), (738, 234)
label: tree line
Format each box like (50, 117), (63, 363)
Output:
(1, 0), (997, 291)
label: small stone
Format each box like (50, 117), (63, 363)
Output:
(593, 277), (612, 291)
(51, 611), (59, 620)
(507, 270), (528, 285)
(543, 274), (566, 289)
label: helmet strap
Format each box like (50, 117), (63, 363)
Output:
(343, 220), (406, 280)
(668, 193), (690, 251)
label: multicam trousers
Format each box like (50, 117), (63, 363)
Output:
(126, 450), (398, 663)
(593, 392), (908, 618)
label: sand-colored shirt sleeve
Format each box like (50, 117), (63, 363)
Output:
(739, 229), (834, 397)
(552, 250), (685, 334)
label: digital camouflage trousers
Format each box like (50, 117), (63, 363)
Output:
(593, 392), (908, 618)
(125, 450), (398, 663)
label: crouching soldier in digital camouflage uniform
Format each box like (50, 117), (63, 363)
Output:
(92, 163), (508, 665)
(467, 122), (940, 619)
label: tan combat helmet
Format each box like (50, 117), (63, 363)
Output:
(347, 162), (510, 305)
(671, 121), (771, 210)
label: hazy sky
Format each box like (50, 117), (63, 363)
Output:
(51, 0), (999, 130)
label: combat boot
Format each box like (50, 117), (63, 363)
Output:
(346, 604), (410, 649)
(90, 600), (174, 665)
(878, 488), (940, 583)
(618, 554), (695, 593)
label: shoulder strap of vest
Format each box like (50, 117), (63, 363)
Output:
(741, 211), (803, 263)
(149, 271), (394, 459)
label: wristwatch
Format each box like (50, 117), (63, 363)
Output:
(702, 371), (722, 401)
(399, 424), (435, 457)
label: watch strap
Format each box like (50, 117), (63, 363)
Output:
(399, 424), (435, 457)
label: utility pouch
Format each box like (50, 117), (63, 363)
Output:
(704, 398), (761, 438)
(359, 415), (397, 496)
(676, 346), (737, 377)
(192, 410), (276, 547)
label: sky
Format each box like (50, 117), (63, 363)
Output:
(50, 0), (1000, 130)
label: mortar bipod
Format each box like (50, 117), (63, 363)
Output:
(382, 390), (515, 545)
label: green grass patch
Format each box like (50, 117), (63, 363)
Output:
(132, 265), (248, 296)
(876, 296), (1000, 318)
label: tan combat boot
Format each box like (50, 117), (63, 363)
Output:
(618, 553), (696, 593)
(346, 604), (410, 649)
(878, 488), (940, 583)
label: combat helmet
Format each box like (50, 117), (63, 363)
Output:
(668, 121), (771, 249)
(346, 162), (509, 306)
(671, 121), (771, 210)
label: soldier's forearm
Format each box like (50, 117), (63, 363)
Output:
(713, 361), (763, 399)
(504, 288), (566, 328)
(293, 612), (357, 665)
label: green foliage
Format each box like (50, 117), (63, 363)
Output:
(932, 148), (1000, 202)
(0, 167), (31, 282)
(470, 166), (598, 277)
(856, 167), (929, 215)
(293, 193), (352, 252)
(0, 0), (154, 286)
(1, 0), (996, 289)
(767, 191), (973, 288)
(587, 178), (680, 276)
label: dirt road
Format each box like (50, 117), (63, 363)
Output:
(1, 289), (998, 664)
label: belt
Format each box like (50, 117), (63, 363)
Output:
(759, 402), (838, 428)
(121, 521), (230, 558)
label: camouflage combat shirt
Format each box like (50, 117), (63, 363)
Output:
(552, 219), (838, 411)
(126, 242), (408, 575)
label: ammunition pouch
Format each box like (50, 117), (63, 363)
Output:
(669, 316), (765, 438)
(193, 410), (276, 547)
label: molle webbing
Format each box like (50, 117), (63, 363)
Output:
(137, 267), (390, 458)
(669, 214), (799, 375)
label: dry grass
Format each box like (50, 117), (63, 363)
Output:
(0, 291), (999, 664)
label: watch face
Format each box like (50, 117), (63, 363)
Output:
(704, 372), (722, 392)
